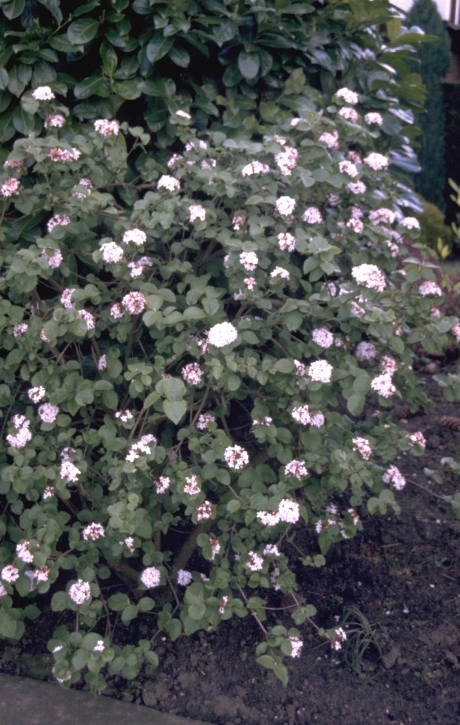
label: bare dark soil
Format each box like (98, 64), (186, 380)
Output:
(1, 370), (460, 725)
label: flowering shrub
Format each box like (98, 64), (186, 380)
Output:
(0, 86), (456, 690)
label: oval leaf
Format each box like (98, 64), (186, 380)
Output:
(238, 51), (260, 80)
(67, 18), (100, 46)
(163, 400), (187, 424)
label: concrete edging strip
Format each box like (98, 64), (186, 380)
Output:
(0, 674), (215, 725)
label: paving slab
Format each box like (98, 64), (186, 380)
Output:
(0, 674), (214, 725)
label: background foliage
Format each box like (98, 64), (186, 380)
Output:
(406, 0), (451, 211)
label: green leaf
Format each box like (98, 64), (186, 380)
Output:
(112, 80), (142, 100)
(188, 602), (206, 620)
(146, 33), (174, 63)
(107, 592), (130, 611)
(0, 609), (22, 639)
(121, 604), (139, 624)
(138, 597), (155, 612)
(1, 0), (25, 20)
(256, 654), (275, 670)
(169, 46), (190, 68)
(284, 68), (306, 95)
(163, 400), (187, 425)
(346, 393), (365, 416)
(238, 51), (260, 79)
(51, 591), (69, 612)
(162, 377), (186, 401)
(37, 0), (63, 23)
(72, 649), (89, 671)
(74, 76), (108, 99)
(67, 18), (101, 46)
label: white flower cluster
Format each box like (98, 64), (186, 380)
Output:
(419, 281), (442, 297)
(189, 204), (206, 222)
(122, 291), (146, 314)
(182, 362), (203, 385)
(123, 228), (147, 245)
(308, 360), (333, 383)
(339, 160), (358, 177)
(339, 107), (358, 123)
(82, 523), (105, 541)
(364, 112), (383, 125)
(60, 459), (81, 483)
(115, 409), (133, 422)
(2, 565), (19, 582)
(38, 403), (59, 423)
(289, 636), (303, 658)
(400, 216), (420, 230)
(61, 288), (75, 309)
(245, 551), (264, 571)
(68, 579), (91, 605)
(371, 372), (395, 398)
(347, 217), (364, 234)
(1, 178), (20, 197)
(284, 460), (308, 479)
(369, 207), (395, 225)
(276, 196), (296, 216)
(28, 386), (45, 403)
(32, 86), (55, 100)
(380, 356), (398, 375)
(42, 248), (63, 268)
(101, 241), (124, 263)
(72, 177), (92, 199)
(155, 476), (170, 494)
(207, 321), (238, 348)
(275, 146), (298, 175)
(48, 148), (80, 163)
(48, 214), (71, 233)
(277, 232), (296, 251)
(78, 310), (95, 330)
(364, 152), (388, 170)
(184, 474), (201, 495)
(319, 130), (339, 148)
(44, 113), (65, 128)
(94, 119), (119, 136)
(223, 445), (249, 469)
(291, 404), (310, 424)
(157, 175), (180, 191)
(240, 251), (258, 271)
(356, 341), (377, 361)
(347, 180), (366, 194)
(331, 627), (347, 650)
(383, 465), (406, 490)
(253, 416), (272, 427)
(302, 206), (323, 224)
(335, 87), (359, 104)
(177, 570), (193, 586)
(196, 500), (213, 520)
(408, 431), (426, 448)
(351, 263), (386, 292)
(140, 567), (161, 588)
(16, 541), (33, 563)
(310, 412), (325, 427)
(352, 437), (372, 460)
(196, 413), (215, 430)
(312, 328), (334, 348)
(241, 161), (270, 176)
(6, 415), (32, 449)
(270, 266), (290, 281)
(13, 323), (28, 337)
(128, 256), (153, 278)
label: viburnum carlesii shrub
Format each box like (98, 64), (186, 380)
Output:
(0, 95), (456, 691)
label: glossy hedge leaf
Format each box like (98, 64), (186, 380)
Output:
(74, 77), (109, 99)
(169, 46), (190, 68)
(67, 19), (101, 46)
(0, 0), (25, 20)
(238, 51), (260, 80)
(146, 33), (174, 64)
(37, 0), (63, 23)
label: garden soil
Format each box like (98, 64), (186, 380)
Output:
(1, 367), (460, 725)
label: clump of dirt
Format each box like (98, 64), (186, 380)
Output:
(2, 372), (460, 725)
